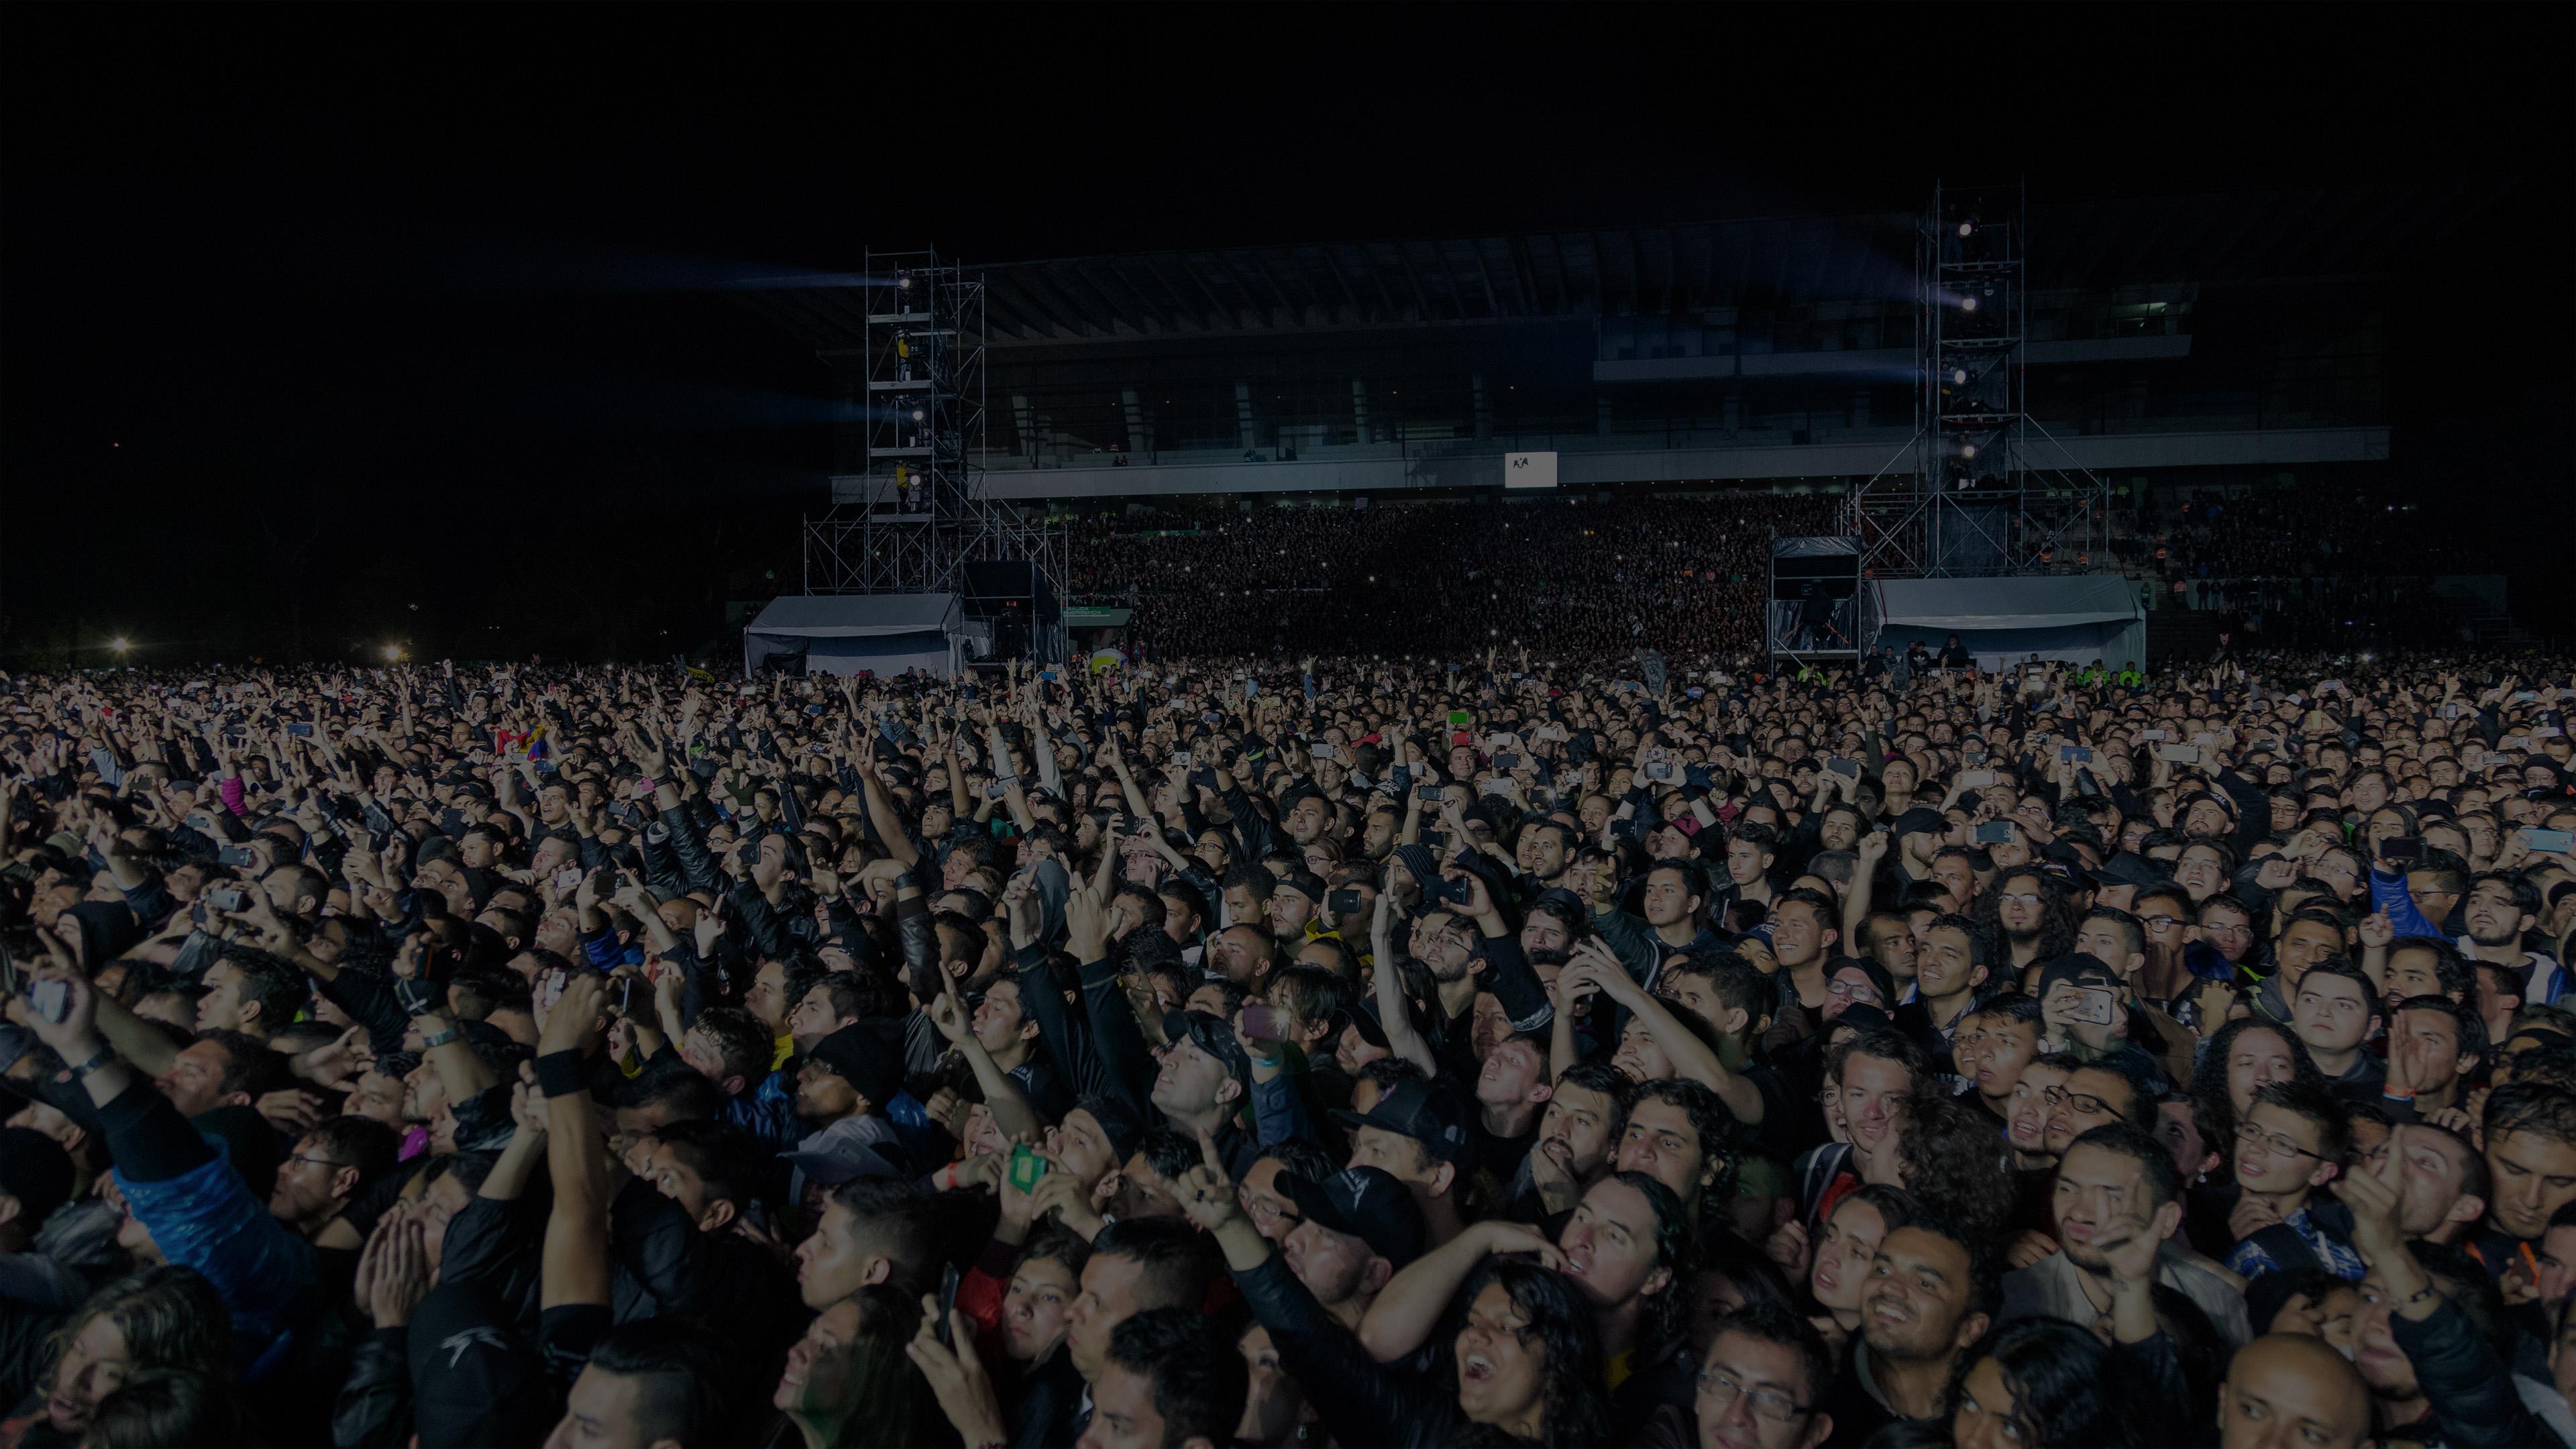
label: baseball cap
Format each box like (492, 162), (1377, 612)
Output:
(1069, 1095), (1146, 1163)
(1831, 1002), (1895, 1037)
(1890, 807), (1948, 840)
(808, 1019), (907, 1110)
(1333, 1002), (1393, 1053)
(2098, 851), (2168, 891)
(2035, 952), (2125, 999)
(1273, 871), (1326, 905)
(1162, 1010), (1254, 1096)
(1827, 955), (1897, 1008)
(1282, 1166), (1426, 1268)
(1330, 1075), (1472, 1165)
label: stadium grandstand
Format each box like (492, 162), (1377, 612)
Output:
(742, 179), (2527, 663)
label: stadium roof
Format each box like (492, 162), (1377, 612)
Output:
(741, 179), (2508, 352)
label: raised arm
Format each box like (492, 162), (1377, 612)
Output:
(1356, 1218), (1557, 1362)
(1841, 829), (1886, 949)
(927, 979), (1042, 1142)
(537, 973), (612, 1312)
(1572, 939), (1764, 1123)
(1368, 890), (1438, 1077)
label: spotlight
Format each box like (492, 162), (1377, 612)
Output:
(897, 274), (913, 290)
(108, 637), (131, 654)
(911, 408), (925, 421)
(1962, 445), (1978, 459)
(382, 645), (405, 662)
(1952, 368), (1968, 385)
(1958, 221), (1974, 237)
(1961, 296), (1978, 313)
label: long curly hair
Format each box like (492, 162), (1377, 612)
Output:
(39, 1267), (233, 1432)
(2187, 1016), (2328, 1168)
(1945, 1318), (2138, 1448)
(1450, 1258), (1611, 1449)
(1601, 1170), (1695, 1360)
(1896, 1091), (2018, 1245)
(1974, 867), (2081, 962)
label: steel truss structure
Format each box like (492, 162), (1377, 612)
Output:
(801, 248), (1069, 662)
(1847, 182), (2111, 580)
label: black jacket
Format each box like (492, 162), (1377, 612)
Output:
(1232, 1252), (1464, 1449)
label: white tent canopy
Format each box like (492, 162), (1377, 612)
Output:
(1874, 576), (2146, 672)
(741, 594), (973, 678)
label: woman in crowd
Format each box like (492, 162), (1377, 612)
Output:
(1, 1269), (233, 1449)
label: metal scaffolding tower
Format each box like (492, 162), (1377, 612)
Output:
(801, 248), (1070, 662)
(1849, 182), (2110, 578)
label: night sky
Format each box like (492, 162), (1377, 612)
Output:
(4, 7), (2567, 665)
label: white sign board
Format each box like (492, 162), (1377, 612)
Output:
(1503, 451), (1558, 489)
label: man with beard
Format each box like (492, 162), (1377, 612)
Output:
(1990, 869), (2070, 976)
(1206, 922), (1279, 996)
(1273, 1164), (1424, 1330)
(782, 1018), (908, 1203)
(1511, 1059), (1638, 1226)
(1820, 1218), (1992, 1444)
(2002, 1121), (2253, 1345)
(2461, 873), (2562, 1005)
(1513, 818), (1577, 894)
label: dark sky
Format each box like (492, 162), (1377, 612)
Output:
(4, 7), (2567, 663)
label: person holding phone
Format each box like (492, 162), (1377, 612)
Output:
(2033, 955), (2133, 1061)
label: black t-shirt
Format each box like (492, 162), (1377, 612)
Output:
(1470, 1116), (1537, 1191)
(1819, 1338), (1938, 1448)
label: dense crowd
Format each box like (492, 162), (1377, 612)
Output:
(1, 645), (2575, 1449)
(1067, 496), (1840, 660)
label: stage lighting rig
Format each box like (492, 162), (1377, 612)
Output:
(1850, 182), (2110, 576)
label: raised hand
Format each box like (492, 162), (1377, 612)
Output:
(1173, 1130), (1241, 1233)
(1764, 1218), (1811, 1276)
(906, 1295), (1008, 1449)
(2341, 1129), (2405, 1260)
(539, 971), (606, 1057)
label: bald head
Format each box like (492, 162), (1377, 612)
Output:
(2218, 1334), (2371, 1449)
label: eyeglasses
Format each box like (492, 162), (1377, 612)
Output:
(2043, 1086), (2116, 1118)
(1697, 1368), (1811, 1424)
(1827, 979), (1883, 1001)
(1998, 892), (2042, 907)
(2139, 914), (2186, 932)
(2235, 1122), (2322, 1160)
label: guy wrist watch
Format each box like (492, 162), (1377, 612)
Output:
(67, 1044), (119, 1079)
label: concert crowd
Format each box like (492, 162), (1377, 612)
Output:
(1, 642), (2574, 1449)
